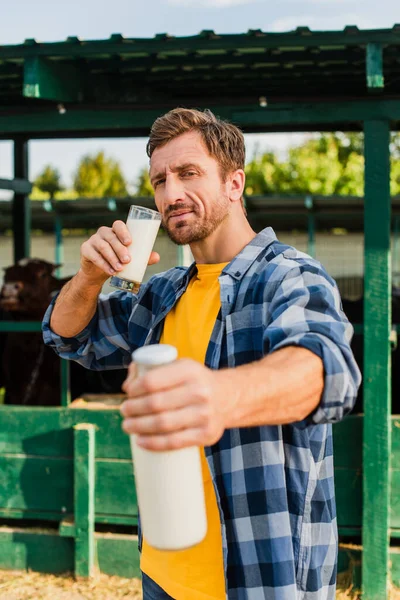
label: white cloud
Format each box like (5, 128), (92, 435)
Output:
(269, 14), (377, 32)
(167, 0), (257, 6)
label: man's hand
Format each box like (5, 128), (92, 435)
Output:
(120, 359), (230, 451)
(80, 220), (160, 286)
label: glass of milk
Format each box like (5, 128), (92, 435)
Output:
(110, 205), (162, 293)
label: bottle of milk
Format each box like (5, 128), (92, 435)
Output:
(130, 344), (208, 550)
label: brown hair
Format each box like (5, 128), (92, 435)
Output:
(147, 108), (245, 181)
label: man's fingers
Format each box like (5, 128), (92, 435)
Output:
(82, 245), (117, 276)
(123, 359), (199, 399)
(120, 385), (192, 417)
(122, 405), (206, 436)
(111, 220), (131, 245)
(135, 428), (205, 452)
(148, 251), (160, 266)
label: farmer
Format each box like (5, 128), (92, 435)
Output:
(43, 108), (361, 600)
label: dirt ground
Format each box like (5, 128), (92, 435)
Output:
(0, 570), (399, 599)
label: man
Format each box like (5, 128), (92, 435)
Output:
(43, 108), (361, 600)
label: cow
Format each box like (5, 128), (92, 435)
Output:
(0, 258), (126, 406)
(342, 287), (400, 414)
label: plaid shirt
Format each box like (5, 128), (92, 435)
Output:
(43, 227), (361, 600)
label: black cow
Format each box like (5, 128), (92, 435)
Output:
(342, 287), (400, 414)
(0, 259), (126, 406)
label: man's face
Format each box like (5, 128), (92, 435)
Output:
(149, 131), (231, 245)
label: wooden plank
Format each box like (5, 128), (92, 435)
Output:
(362, 119), (392, 600)
(0, 456), (137, 519)
(332, 415), (362, 469)
(0, 321), (42, 332)
(96, 533), (140, 578)
(0, 527), (140, 578)
(0, 527), (74, 573)
(334, 468), (362, 527)
(23, 57), (83, 102)
(0, 406), (131, 459)
(74, 424), (96, 577)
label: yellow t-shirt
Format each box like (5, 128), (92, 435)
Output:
(140, 262), (228, 600)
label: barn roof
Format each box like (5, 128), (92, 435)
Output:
(0, 27), (400, 137)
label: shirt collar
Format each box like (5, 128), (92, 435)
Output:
(177, 227), (278, 286)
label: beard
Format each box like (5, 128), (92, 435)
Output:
(162, 194), (230, 245)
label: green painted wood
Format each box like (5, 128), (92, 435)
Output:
(0, 100), (400, 138)
(23, 57), (83, 102)
(389, 549), (400, 587)
(334, 468), (362, 527)
(0, 456), (137, 519)
(0, 527), (74, 573)
(362, 119), (392, 600)
(0, 177), (32, 193)
(0, 321), (42, 332)
(0, 406), (130, 459)
(12, 137), (30, 263)
(60, 360), (71, 407)
(96, 533), (140, 578)
(366, 43), (384, 89)
(59, 517), (75, 537)
(74, 424), (96, 577)
(0, 526), (140, 578)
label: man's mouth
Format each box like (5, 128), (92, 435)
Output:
(168, 210), (193, 223)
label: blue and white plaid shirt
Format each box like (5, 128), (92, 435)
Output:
(43, 227), (361, 600)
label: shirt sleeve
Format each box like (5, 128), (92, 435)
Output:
(42, 289), (136, 370)
(263, 261), (362, 424)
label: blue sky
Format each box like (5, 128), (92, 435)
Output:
(0, 0), (398, 195)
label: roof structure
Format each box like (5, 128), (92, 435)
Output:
(1, 195), (399, 233)
(0, 27), (400, 138)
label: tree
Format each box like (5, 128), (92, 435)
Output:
(134, 167), (154, 197)
(244, 133), (400, 197)
(73, 151), (128, 197)
(34, 165), (64, 199)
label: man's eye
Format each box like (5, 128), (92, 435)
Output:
(154, 179), (165, 188)
(182, 171), (196, 178)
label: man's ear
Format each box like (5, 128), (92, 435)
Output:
(228, 169), (245, 203)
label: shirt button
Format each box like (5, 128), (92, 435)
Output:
(235, 271), (241, 277)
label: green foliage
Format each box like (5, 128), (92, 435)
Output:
(73, 151), (128, 197)
(33, 165), (64, 199)
(134, 167), (154, 197)
(245, 132), (400, 197)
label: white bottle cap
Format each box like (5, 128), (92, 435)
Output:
(131, 344), (178, 367)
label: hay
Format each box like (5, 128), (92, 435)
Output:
(1, 570), (400, 599)
(0, 571), (142, 600)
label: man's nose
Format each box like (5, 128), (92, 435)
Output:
(163, 175), (185, 205)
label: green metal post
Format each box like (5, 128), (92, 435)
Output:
(307, 214), (316, 258)
(74, 423), (96, 578)
(55, 214), (63, 278)
(177, 245), (184, 267)
(394, 216), (400, 287)
(362, 120), (392, 600)
(12, 137), (30, 263)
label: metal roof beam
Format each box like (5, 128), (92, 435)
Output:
(366, 43), (385, 91)
(0, 28), (399, 61)
(0, 99), (398, 138)
(0, 177), (32, 193)
(23, 56), (83, 102)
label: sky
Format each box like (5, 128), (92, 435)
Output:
(0, 0), (398, 196)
